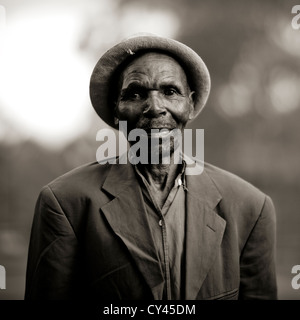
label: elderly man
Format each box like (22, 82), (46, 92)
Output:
(25, 35), (277, 300)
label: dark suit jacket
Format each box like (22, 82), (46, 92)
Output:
(25, 161), (277, 300)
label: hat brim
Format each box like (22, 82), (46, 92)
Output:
(90, 35), (211, 129)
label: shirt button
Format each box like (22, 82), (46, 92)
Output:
(178, 178), (182, 186)
(159, 219), (163, 227)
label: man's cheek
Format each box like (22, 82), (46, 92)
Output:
(168, 100), (192, 122)
(173, 109), (191, 125)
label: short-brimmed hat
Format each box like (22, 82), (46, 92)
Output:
(89, 34), (211, 129)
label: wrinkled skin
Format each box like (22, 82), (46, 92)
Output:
(116, 52), (194, 134)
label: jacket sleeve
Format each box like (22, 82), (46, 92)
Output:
(25, 185), (82, 300)
(239, 195), (277, 299)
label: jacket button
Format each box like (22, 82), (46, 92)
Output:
(159, 219), (163, 227)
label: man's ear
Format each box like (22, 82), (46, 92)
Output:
(188, 91), (195, 120)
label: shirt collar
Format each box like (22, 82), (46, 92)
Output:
(133, 160), (188, 192)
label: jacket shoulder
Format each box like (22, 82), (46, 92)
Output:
(44, 161), (112, 199)
(204, 162), (267, 210)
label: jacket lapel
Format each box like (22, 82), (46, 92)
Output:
(185, 169), (226, 299)
(100, 162), (164, 299)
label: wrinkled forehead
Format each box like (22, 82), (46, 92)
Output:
(109, 50), (193, 101)
(122, 52), (189, 88)
(117, 51), (191, 90)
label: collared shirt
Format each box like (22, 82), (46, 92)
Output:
(134, 163), (188, 300)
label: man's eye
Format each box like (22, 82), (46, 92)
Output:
(130, 92), (142, 99)
(163, 88), (178, 96)
(121, 90), (144, 101)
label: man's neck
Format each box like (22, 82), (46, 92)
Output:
(138, 163), (179, 190)
(137, 159), (182, 209)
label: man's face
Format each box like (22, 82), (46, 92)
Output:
(115, 52), (194, 134)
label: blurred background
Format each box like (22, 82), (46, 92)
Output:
(0, 0), (299, 300)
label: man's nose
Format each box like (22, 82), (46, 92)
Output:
(143, 90), (167, 117)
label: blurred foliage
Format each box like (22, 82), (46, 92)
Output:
(1, 0), (300, 299)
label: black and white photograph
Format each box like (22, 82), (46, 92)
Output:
(0, 0), (300, 307)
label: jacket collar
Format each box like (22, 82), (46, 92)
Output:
(100, 160), (226, 300)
